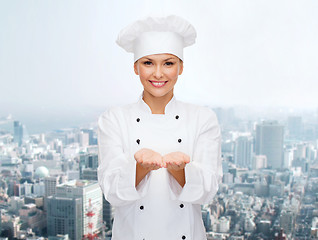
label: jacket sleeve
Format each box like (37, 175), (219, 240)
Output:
(97, 109), (148, 207)
(176, 108), (222, 204)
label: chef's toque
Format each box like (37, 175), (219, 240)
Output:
(116, 15), (197, 62)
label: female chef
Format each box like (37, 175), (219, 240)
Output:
(97, 15), (223, 240)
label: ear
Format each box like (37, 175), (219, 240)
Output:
(134, 61), (139, 75)
(178, 61), (184, 75)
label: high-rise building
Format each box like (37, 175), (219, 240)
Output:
(22, 162), (34, 178)
(218, 216), (230, 233)
(294, 143), (307, 160)
(257, 220), (271, 236)
(81, 169), (97, 181)
(283, 148), (293, 169)
(255, 121), (284, 169)
(78, 131), (89, 147)
(280, 210), (294, 234)
(201, 208), (212, 232)
(253, 155), (267, 169)
(287, 116), (302, 139)
(79, 154), (98, 178)
(80, 167), (113, 231)
(223, 172), (234, 184)
(1, 215), (21, 238)
(13, 121), (27, 146)
(79, 154), (112, 230)
(19, 203), (46, 234)
(82, 129), (97, 145)
(44, 176), (59, 197)
(47, 196), (83, 240)
(55, 180), (103, 237)
(234, 136), (253, 168)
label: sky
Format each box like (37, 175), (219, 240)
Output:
(1, 0), (318, 132)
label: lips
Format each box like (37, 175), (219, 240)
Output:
(149, 81), (168, 88)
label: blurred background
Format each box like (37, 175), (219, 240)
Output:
(1, 0), (317, 133)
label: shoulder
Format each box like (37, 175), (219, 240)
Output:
(175, 100), (220, 137)
(98, 102), (138, 128)
(99, 102), (137, 120)
(175, 99), (218, 122)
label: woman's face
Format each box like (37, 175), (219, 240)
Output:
(134, 53), (183, 99)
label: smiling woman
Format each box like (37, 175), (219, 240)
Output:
(134, 54), (183, 114)
(97, 15), (223, 240)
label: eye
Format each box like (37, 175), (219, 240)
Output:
(143, 61), (152, 66)
(164, 61), (175, 66)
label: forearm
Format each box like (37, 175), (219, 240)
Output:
(167, 168), (186, 187)
(135, 162), (151, 187)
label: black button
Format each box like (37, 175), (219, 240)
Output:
(180, 204), (184, 208)
(175, 115), (179, 119)
(136, 118), (140, 122)
(140, 205), (144, 210)
(182, 236), (186, 239)
(136, 139), (140, 144)
(178, 139), (182, 143)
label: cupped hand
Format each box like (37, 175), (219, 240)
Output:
(134, 148), (164, 171)
(162, 151), (190, 171)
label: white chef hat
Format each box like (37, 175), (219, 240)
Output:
(116, 15), (197, 62)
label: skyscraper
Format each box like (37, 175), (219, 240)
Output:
(79, 160), (113, 231)
(79, 154), (98, 179)
(55, 180), (103, 237)
(280, 209), (294, 234)
(47, 196), (83, 240)
(255, 121), (284, 169)
(234, 136), (253, 168)
(44, 176), (59, 197)
(82, 129), (96, 145)
(287, 116), (302, 139)
(13, 121), (27, 146)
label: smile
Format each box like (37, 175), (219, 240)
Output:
(149, 81), (168, 88)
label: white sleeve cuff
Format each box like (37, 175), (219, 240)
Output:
(98, 159), (150, 206)
(167, 162), (220, 204)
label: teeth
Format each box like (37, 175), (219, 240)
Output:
(151, 81), (165, 86)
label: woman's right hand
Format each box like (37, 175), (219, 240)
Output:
(134, 148), (163, 171)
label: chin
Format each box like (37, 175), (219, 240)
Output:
(149, 90), (172, 99)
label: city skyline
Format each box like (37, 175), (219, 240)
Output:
(1, 103), (317, 135)
(0, 102), (317, 239)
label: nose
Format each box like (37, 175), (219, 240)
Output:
(153, 65), (163, 79)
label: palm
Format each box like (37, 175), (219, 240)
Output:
(163, 152), (190, 171)
(134, 148), (163, 171)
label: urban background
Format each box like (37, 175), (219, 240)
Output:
(0, 105), (317, 239)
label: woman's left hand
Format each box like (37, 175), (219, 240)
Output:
(163, 151), (190, 171)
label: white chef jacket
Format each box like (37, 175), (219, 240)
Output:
(97, 92), (222, 240)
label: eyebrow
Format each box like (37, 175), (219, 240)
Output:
(144, 57), (175, 61)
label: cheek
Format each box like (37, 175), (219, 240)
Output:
(166, 68), (179, 80)
(139, 72), (148, 81)
(138, 67), (152, 80)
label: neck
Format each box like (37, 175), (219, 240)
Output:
(143, 91), (173, 114)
